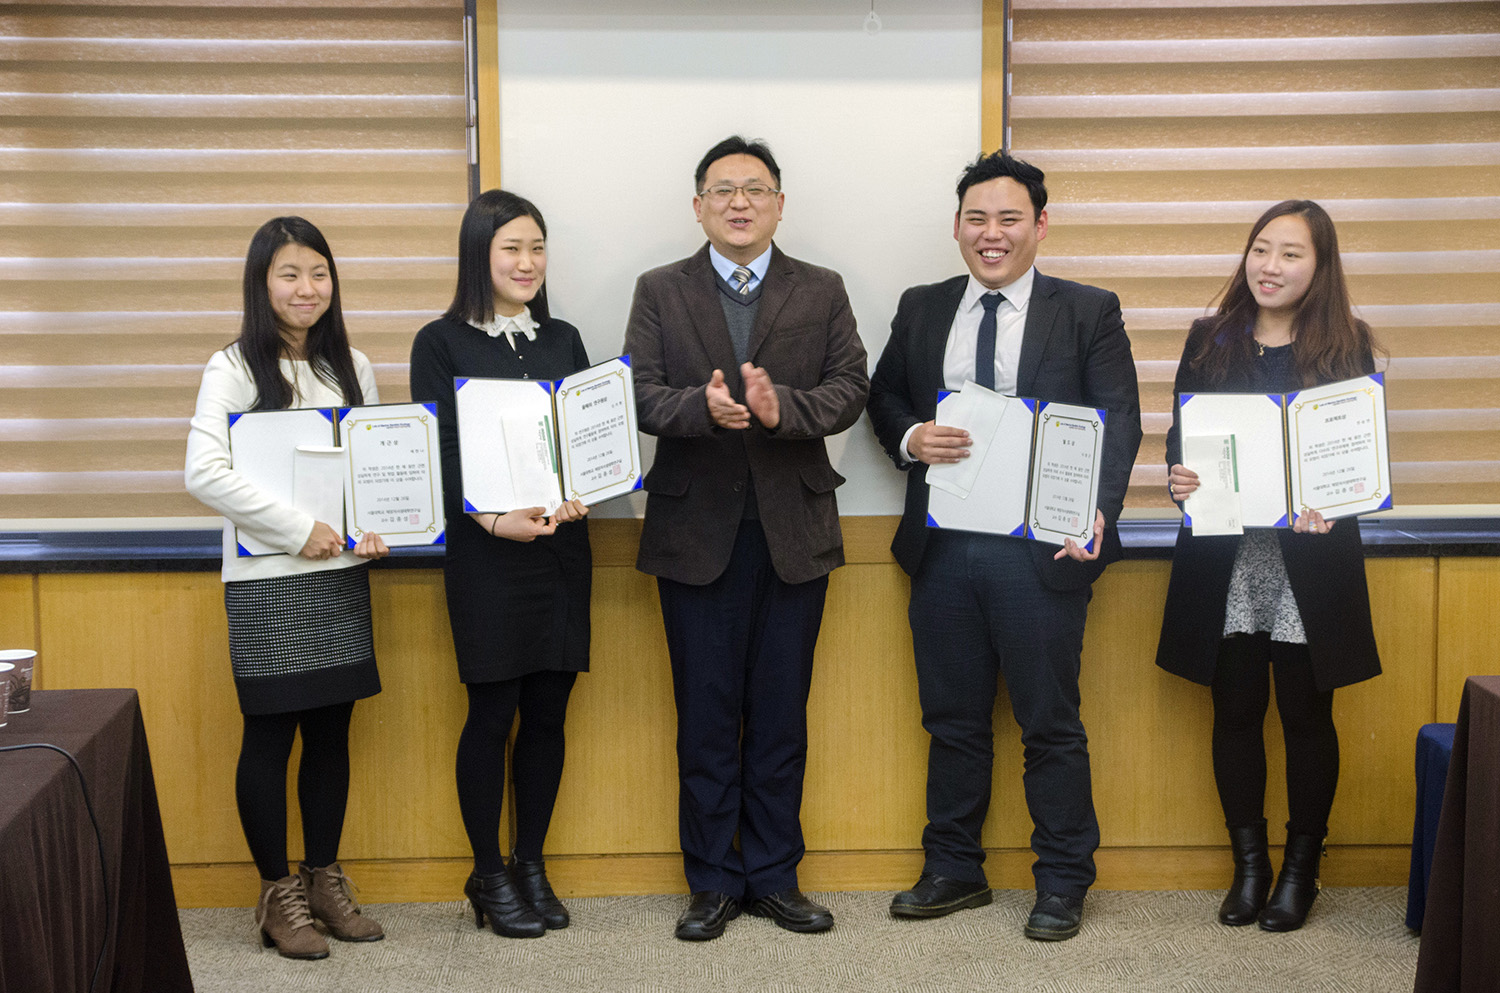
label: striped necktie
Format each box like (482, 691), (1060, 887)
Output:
(730, 265), (753, 297)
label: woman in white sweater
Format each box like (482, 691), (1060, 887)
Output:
(185, 217), (387, 960)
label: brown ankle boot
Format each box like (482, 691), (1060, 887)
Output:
(256, 874), (330, 960)
(300, 862), (386, 942)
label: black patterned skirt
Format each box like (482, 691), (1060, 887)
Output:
(225, 565), (381, 715)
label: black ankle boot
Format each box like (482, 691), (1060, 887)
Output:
(1258, 831), (1324, 932)
(464, 870), (545, 938)
(509, 856), (569, 929)
(1218, 820), (1272, 926)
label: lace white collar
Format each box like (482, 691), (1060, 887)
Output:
(471, 308), (539, 350)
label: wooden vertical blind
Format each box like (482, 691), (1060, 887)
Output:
(0, 0), (467, 522)
(1001, 0), (1500, 512)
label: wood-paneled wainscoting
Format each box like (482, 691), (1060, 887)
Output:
(4, 519), (1492, 908)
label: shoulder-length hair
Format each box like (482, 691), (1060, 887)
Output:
(237, 216), (364, 411)
(1190, 199), (1377, 387)
(443, 189), (551, 326)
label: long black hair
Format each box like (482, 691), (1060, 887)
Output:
(1192, 200), (1377, 388)
(237, 216), (364, 410)
(444, 189), (551, 326)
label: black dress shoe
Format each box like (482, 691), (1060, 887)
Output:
(889, 873), (993, 919)
(1024, 891), (1084, 941)
(674, 891), (740, 941)
(508, 856), (569, 929)
(746, 888), (834, 933)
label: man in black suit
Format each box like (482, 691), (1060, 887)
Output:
(624, 136), (869, 941)
(867, 151), (1141, 940)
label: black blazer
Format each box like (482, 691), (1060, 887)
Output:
(624, 243), (869, 586)
(1153, 318), (1382, 691)
(867, 271), (1142, 591)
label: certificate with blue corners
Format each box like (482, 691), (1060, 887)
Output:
(1178, 372), (1392, 533)
(226, 407), (338, 557)
(337, 403), (445, 548)
(455, 356), (643, 515)
(926, 382), (1106, 550)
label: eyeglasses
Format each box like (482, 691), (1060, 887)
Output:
(697, 184), (781, 205)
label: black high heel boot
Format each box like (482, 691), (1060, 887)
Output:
(1219, 820), (1272, 926)
(1258, 832), (1324, 932)
(464, 869), (545, 938)
(509, 856), (569, 929)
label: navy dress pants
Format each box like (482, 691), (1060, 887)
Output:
(657, 518), (829, 900)
(909, 530), (1099, 899)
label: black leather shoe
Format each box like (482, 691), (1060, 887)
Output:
(1024, 891), (1084, 941)
(889, 873), (993, 919)
(508, 856), (569, 929)
(674, 891), (740, 941)
(746, 888), (834, 933)
(464, 870), (545, 939)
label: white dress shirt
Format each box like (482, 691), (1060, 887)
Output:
(900, 266), (1036, 461)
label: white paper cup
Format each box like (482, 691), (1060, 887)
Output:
(0, 650), (35, 713)
(0, 662), (13, 727)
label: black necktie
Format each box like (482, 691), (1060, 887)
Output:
(974, 291), (1004, 390)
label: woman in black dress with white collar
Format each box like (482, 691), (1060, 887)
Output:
(410, 190), (591, 938)
(1156, 200), (1382, 933)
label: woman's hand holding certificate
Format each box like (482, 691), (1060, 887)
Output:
(352, 531), (390, 559)
(1167, 463), (1200, 501)
(471, 507), (555, 542)
(298, 520), (346, 561)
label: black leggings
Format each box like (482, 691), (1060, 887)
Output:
(1211, 633), (1339, 837)
(456, 671), (577, 875)
(236, 700), (356, 881)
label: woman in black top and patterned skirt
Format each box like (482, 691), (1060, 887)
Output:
(409, 190), (591, 938)
(1155, 201), (1382, 932)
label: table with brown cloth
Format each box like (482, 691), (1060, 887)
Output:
(1414, 674), (1500, 993)
(0, 689), (193, 993)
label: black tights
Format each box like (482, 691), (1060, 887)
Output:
(1211, 633), (1339, 837)
(236, 700), (356, 881)
(455, 671), (577, 875)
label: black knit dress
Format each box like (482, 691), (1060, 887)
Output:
(409, 316), (592, 684)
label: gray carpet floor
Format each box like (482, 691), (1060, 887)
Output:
(181, 887), (1420, 992)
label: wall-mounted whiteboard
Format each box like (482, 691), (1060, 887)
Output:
(495, 0), (982, 516)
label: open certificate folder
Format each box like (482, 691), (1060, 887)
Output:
(1179, 372), (1392, 534)
(454, 355), (644, 516)
(337, 403), (446, 548)
(925, 382), (1107, 549)
(227, 408), (339, 557)
(227, 404), (445, 556)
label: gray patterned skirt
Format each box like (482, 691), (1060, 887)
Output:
(225, 565), (381, 715)
(1222, 529), (1307, 644)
